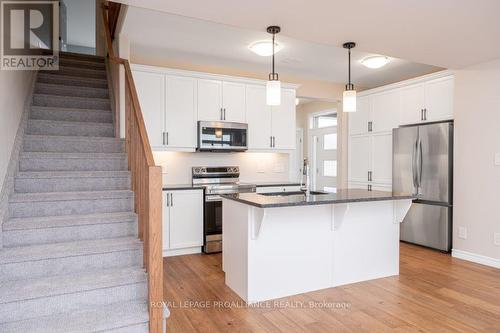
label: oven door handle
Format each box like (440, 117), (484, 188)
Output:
(205, 195), (223, 202)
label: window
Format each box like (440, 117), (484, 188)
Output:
(323, 160), (337, 177)
(311, 113), (337, 129)
(323, 133), (337, 150)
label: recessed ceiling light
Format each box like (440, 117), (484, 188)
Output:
(248, 40), (283, 57)
(360, 56), (390, 69)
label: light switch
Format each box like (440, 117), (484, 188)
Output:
(495, 153), (500, 166)
(458, 227), (467, 239)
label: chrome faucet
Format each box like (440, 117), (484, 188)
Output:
(300, 158), (311, 195)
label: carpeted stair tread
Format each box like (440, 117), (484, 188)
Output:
(0, 237), (142, 265)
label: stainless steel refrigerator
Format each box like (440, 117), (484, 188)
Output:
(393, 121), (453, 252)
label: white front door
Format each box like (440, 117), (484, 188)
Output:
(309, 114), (338, 192)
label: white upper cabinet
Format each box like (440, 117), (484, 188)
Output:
(132, 64), (297, 152)
(271, 89), (296, 150)
(371, 133), (393, 184)
(165, 76), (196, 149)
(348, 71), (453, 188)
(246, 86), (295, 150)
(133, 70), (165, 148)
(349, 95), (371, 135)
(371, 91), (399, 132)
(399, 84), (425, 125)
(222, 81), (246, 122)
(197, 79), (223, 121)
(246, 85), (272, 149)
(349, 135), (371, 183)
(424, 77), (454, 121)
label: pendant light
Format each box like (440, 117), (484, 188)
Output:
(266, 26), (281, 106)
(342, 42), (356, 113)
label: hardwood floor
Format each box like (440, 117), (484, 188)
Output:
(163, 243), (500, 332)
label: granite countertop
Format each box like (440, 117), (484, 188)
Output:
(162, 184), (204, 191)
(253, 181), (301, 187)
(221, 189), (415, 208)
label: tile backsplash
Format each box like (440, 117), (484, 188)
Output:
(154, 151), (292, 185)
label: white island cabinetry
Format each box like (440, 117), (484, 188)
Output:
(222, 191), (413, 303)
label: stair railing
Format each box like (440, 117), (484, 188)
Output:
(101, 3), (164, 332)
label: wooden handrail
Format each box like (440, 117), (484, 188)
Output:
(102, 2), (164, 333)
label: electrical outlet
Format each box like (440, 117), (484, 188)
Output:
(458, 227), (467, 239)
(494, 233), (500, 246)
(495, 153), (500, 166)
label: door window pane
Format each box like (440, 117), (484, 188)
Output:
(323, 133), (337, 150)
(316, 114), (337, 128)
(323, 160), (337, 177)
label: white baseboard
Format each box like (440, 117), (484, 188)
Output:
(163, 247), (202, 257)
(452, 249), (500, 269)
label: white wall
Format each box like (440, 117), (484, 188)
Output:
(453, 58), (500, 264)
(154, 152), (290, 185)
(0, 71), (33, 192)
(64, 0), (96, 48)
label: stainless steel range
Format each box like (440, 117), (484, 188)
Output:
(192, 166), (255, 253)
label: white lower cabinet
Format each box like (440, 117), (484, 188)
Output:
(256, 185), (302, 194)
(163, 189), (203, 256)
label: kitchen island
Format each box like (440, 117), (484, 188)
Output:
(221, 189), (414, 304)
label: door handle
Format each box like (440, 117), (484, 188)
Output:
(411, 139), (418, 193)
(368, 121), (373, 132)
(368, 171), (372, 182)
(424, 108), (427, 121)
(417, 138), (423, 189)
(170, 193), (174, 206)
(166, 193), (170, 206)
(166, 132), (169, 145)
(223, 108), (226, 120)
(270, 136), (273, 148)
(220, 108), (223, 120)
(162, 132), (165, 145)
(272, 136), (276, 148)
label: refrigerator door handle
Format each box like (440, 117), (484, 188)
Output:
(418, 137), (423, 189)
(411, 139), (418, 194)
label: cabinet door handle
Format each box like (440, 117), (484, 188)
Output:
(166, 132), (169, 145)
(421, 109), (424, 121)
(166, 193), (170, 206)
(220, 108), (223, 120)
(170, 193), (173, 206)
(270, 136), (273, 148)
(223, 108), (226, 120)
(368, 121), (373, 132)
(368, 171), (372, 181)
(368, 184), (372, 191)
(162, 132), (165, 145)
(424, 108), (427, 120)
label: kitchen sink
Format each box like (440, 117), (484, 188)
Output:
(260, 190), (329, 197)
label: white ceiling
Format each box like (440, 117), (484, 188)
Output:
(121, 6), (440, 89)
(117, 0), (500, 69)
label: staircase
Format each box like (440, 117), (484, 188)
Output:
(0, 53), (150, 332)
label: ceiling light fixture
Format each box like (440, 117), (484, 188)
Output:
(342, 42), (356, 113)
(266, 26), (281, 106)
(248, 40), (282, 57)
(361, 55), (390, 69)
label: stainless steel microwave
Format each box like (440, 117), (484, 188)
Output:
(197, 121), (248, 152)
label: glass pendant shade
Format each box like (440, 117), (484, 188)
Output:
(343, 89), (357, 112)
(266, 80), (281, 106)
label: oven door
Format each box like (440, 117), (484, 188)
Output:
(198, 121), (247, 151)
(204, 195), (223, 253)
